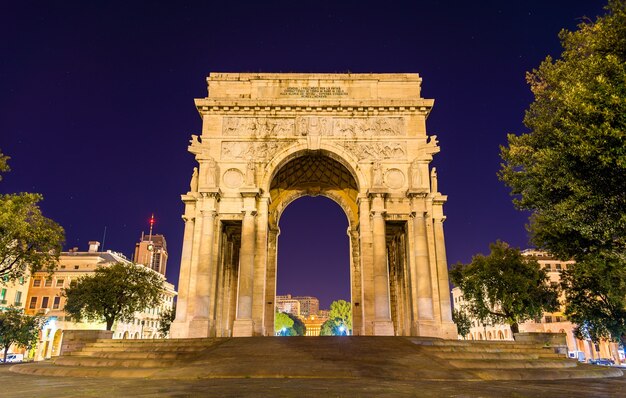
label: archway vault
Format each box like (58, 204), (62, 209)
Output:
(268, 152), (359, 229)
(171, 73), (458, 340)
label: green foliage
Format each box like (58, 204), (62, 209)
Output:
(274, 311), (294, 335)
(450, 241), (559, 335)
(284, 312), (306, 336)
(561, 254), (626, 345)
(0, 307), (46, 360)
(0, 150), (9, 179)
(0, 193), (65, 281)
(63, 262), (164, 330)
(319, 317), (350, 336)
(157, 306), (176, 337)
(500, 2), (626, 260)
(328, 300), (352, 332)
(499, 1), (626, 343)
(452, 308), (472, 339)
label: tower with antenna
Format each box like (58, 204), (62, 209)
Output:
(133, 214), (169, 276)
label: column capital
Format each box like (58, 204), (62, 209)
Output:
(181, 215), (195, 223)
(200, 188), (221, 198)
(200, 209), (217, 218)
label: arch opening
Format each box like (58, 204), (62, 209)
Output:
(267, 152), (360, 336)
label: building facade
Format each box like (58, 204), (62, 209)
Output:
(25, 241), (176, 361)
(171, 73), (456, 339)
(134, 233), (168, 276)
(452, 250), (623, 364)
(292, 296), (319, 318)
(275, 294), (301, 317)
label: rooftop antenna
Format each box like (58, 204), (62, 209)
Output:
(148, 214), (155, 241)
(101, 226), (107, 253)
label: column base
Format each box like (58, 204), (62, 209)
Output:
(412, 319), (441, 338)
(232, 318), (255, 337)
(187, 318), (214, 338)
(440, 320), (459, 340)
(170, 320), (189, 339)
(373, 320), (395, 336)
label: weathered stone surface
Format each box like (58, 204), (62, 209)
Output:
(171, 73), (455, 339)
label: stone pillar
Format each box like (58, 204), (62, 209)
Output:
(264, 227), (279, 336)
(170, 212), (195, 338)
(188, 207), (217, 337)
(233, 190), (258, 336)
(252, 196), (270, 336)
(348, 229), (364, 336)
(412, 208), (434, 320)
(370, 193), (394, 336)
(434, 217), (452, 322)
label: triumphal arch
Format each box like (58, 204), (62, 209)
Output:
(170, 73), (457, 339)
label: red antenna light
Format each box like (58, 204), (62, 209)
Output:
(148, 213), (155, 240)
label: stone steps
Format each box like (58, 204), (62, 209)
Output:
(53, 356), (180, 368)
(70, 351), (194, 359)
(10, 337), (623, 381)
(429, 351), (562, 360)
(447, 358), (579, 369)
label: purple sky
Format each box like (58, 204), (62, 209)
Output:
(1, 1), (606, 309)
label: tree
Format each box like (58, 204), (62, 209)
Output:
(452, 308), (472, 339)
(560, 254), (626, 345)
(63, 262), (164, 330)
(284, 312), (306, 336)
(0, 149), (65, 282)
(499, 1), (626, 343)
(274, 312), (294, 335)
(328, 300), (352, 332)
(450, 241), (559, 335)
(157, 306), (176, 337)
(0, 307), (46, 361)
(0, 150), (9, 179)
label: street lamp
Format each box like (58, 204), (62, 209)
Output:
(338, 325), (346, 335)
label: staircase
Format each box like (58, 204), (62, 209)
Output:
(10, 337), (623, 380)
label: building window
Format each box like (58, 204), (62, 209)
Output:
(0, 288), (6, 304)
(14, 291), (22, 306)
(60, 265), (66, 269)
(556, 264), (562, 271)
(44, 279), (53, 287)
(545, 316), (553, 323)
(555, 316), (563, 322)
(74, 265), (79, 270)
(33, 279), (41, 287)
(56, 279), (64, 287)
(53, 296), (61, 309)
(41, 297), (49, 308)
(29, 297), (37, 309)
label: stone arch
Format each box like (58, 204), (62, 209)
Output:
(261, 144), (367, 194)
(51, 330), (63, 357)
(497, 330), (504, 340)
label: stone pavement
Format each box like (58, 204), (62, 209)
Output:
(3, 363), (626, 397)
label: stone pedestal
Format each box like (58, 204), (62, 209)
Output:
(232, 319), (255, 337)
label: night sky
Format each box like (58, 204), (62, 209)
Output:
(1, 1), (606, 309)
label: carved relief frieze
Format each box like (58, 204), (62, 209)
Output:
(340, 141), (407, 161)
(222, 116), (406, 138)
(220, 141), (294, 161)
(223, 117), (295, 137)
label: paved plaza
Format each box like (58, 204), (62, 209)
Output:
(3, 363), (626, 397)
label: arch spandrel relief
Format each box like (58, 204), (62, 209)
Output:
(171, 73), (457, 340)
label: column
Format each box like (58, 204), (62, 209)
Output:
(413, 211), (434, 320)
(433, 217), (452, 322)
(370, 193), (394, 335)
(233, 191), (257, 336)
(170, 213), (195, 338)
(188, 209), (216, 335)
